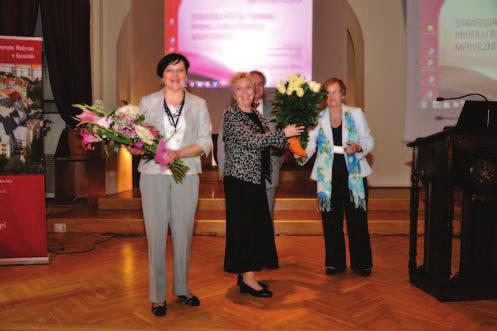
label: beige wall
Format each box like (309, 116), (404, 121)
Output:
(347, 0), (411, 187)
(92, 0), (132, 110)
(314, 0), (364, 108)
(116, 11), (132, 106)
(129, 0), (164, 104)
(91, 0), (411, 187)
(91, 0), (133, 194)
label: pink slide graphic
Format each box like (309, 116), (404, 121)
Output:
(182, 51), (234, 87)
(164, 0), (313, 87)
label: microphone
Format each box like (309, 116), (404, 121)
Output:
(437, 93), (493, 128)
(436, 93), (489, 102)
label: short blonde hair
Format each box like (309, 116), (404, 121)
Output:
(230, 72), (255, 88)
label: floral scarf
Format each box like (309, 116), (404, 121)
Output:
(316, 111), (366, 212)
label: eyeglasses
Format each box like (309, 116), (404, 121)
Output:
(164, 68), (186, 75)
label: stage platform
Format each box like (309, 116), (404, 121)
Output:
(47, 168), (461, 235)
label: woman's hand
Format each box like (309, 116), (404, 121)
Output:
(167, 149), (180, 161)
(283, 124), (305, 138)
(344, 141), (362, 154)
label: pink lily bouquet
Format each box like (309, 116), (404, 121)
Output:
(73, 102), (189, 183)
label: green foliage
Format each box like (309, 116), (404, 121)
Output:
(272, 77), (327, 129)
(0, 155), (44, 175)
(272, 75), (327, 148)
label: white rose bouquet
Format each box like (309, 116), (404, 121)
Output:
(273, 74), (326, 157)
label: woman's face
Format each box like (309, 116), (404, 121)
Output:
(251, 73), (265, 102)
(232, 77), (255, 109)
(326, 82), (344, 109)
(162, 60), (187, 91)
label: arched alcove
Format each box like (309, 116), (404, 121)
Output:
(313, 0), (364, 108)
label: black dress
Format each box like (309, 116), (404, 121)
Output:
(223, 111), (278, 273)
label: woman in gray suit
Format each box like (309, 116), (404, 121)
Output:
(138, 53), (212, 316)
(222, 72), (303, 298)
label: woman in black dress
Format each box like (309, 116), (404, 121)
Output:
(221, 72), (303, 298)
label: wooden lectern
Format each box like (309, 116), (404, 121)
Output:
(407, 101), (497, 301)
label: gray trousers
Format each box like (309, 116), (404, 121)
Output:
(140, 174), (199, 303)
(266, 186), (276, 218)
(266, 154), (282, 219)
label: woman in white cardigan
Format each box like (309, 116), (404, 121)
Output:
(297, 77), (374, 277)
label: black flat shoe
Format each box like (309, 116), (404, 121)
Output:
(151, 303), (167, 316)
(237, 273), (268, 289)
(177, 295), (200, 306)
(358, 268), (372, 277)
(325, 266), (345, 275)
(239, 280), (273, 298)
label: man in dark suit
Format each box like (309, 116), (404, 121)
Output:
(217, 70), (284, 217)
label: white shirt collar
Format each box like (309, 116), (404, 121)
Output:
(255, 98), (263, 115)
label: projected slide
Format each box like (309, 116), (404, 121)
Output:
(164, 0), (313, 88)
(405, 0), (497, 141)
(438, 1), (497, 101)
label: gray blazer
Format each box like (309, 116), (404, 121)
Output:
(137, 89), (213, 175)
(217, 99), (284, 188)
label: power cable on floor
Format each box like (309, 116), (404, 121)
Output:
(48, 232), (143, 257)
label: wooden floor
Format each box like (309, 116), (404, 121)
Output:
(1, 234), (496, 330)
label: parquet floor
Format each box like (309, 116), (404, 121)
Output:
(1, 234), (496, 330)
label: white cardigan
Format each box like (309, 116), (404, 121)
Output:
(300, 104), (374, 180)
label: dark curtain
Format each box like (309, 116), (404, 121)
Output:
(40, 0), (92, 156)
(0, 0), (40, 36)
(40, 0), (92, 128)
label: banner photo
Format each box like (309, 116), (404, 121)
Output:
(0, 175), (48, 265)
(0, 36), (44, 162)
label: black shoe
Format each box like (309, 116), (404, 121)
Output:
(358, 268), (372, 277)
(237, 273), (268, 289)
(325, 266), (345, 275)
(151, 303), (167, 316)
(177, 295), (200, 306)
(239, 280), (273, 298)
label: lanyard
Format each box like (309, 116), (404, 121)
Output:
(163, 93), (185, 130)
